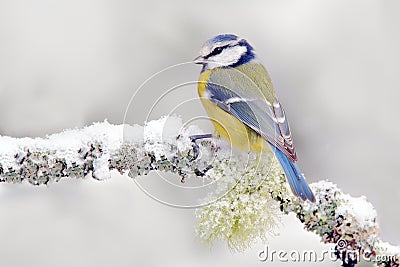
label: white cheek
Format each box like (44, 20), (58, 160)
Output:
(208, 46), (247, 68)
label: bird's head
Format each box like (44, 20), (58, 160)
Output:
(194, 34), (256, 71)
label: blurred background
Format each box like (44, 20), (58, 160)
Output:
(0, 0), (399, 266)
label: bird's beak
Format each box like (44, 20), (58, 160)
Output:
(193, 56), (206, 64)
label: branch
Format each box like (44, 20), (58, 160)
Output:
(0, 116), (398, 267)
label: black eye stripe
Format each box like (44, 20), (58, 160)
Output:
(205, 45), (229, 58)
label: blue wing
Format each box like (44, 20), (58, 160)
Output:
(205, 66), (316, 202)
(206, 67), (297, 161)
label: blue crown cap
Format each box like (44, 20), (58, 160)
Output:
(209, 34), (239, 43)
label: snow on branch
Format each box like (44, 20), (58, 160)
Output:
(0, 116), (398, 267)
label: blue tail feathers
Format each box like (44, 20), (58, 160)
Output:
(271, 146), (316, 202)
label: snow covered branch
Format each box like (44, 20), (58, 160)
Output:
(0, 116), (214, 185)
(0, 116), (398, 267)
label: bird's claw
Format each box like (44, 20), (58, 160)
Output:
(188, 134), (213, 161)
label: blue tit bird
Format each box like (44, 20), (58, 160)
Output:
(194, 34), (316, 202)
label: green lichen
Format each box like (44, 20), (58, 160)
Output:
(196, 152), (286, 252)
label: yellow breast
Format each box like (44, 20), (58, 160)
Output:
(198, 69), (265, 152)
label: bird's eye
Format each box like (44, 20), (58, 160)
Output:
(206, 46), (225, 58)
(214, 47), (223, 54)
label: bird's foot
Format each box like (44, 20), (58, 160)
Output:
(188, 134), (213, 160)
